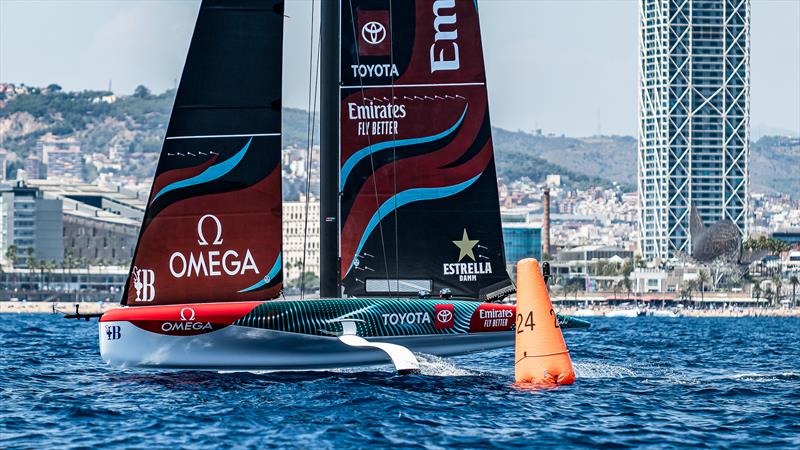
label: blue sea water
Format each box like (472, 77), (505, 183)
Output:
(1, 314), (799, 449)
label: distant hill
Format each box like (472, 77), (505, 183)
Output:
(1, 87), (797, 197)
(493, 128), (800, 198)
(750, 136), (800, 197)
(491, 128), (635, 190)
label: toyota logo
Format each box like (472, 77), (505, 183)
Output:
(437, 309), (453, 323)
(361, 21), (386, 45)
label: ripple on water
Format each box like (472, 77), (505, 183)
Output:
(1, 314), (799, 449)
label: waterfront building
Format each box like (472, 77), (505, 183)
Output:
(0, 182), (63, 267)
(549, 245), (633, 290)
(27, 180), (145, 265)
(41, 135), (83, 181)
(638, 0), (750, 260)
(282, 199), (320, 284)
(502, 223), (542, 276)
(772, 230), (800, 246)
(24, 154), (42, 180)
(62, 203), (139, 264)
(0, 149), (7, 181)
(0, 265), (128, 302)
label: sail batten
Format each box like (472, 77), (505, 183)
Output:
(122, 0), (285, 306)
(339, 0), (513, 300)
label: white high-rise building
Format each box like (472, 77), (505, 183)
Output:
(638, 0), (750, 260)
(283, 199), (320, 283)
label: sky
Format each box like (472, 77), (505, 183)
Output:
(1, 0), (798, 137)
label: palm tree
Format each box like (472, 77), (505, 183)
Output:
(622, 273), (632, 300)
(752, 281), (762, 306)
(685, 280), (697, 308)
(772, 276), (783, 308)
(5, 244), (18, 267)
(4, 245), (18, 291)
(698, 270), (710, 309)
(764, 286), (774, 308)
(790, 276), (799, 308)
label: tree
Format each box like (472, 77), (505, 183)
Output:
(133, 85), (152, 98)
(752, 281), (762, 301)
(772, 276), (783, 308)
(790, 276), (799, 308)
(683, 280), (697, 307)
(5, 245), (18, 268)
(297, 271), (319, 292)
(622, 273), (633, 299)
(698, 270), (710, 309)
(46, 83), (62, 93)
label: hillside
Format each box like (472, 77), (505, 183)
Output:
(491, 128), (634, 190)
(493, 128), (800, 197)
(1, 87), (797, 197)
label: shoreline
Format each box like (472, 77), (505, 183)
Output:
(556, 305), (800, 318)
(2, 301), (799, 318)
(1, 301), (120, 315)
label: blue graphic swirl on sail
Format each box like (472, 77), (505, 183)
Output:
(346, 173), (482, 275)
(238, 252), (282, 293)
(151, 138), (252, 203)
(339, 106), (468, 191)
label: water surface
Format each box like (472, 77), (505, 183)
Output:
(1, 314), (798, 448)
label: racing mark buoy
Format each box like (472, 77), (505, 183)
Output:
(514, 258), (575, 385)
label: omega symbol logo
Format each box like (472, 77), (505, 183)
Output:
(197, 214), (224, 246)
(180, 307), (196, 321)
(361, 21), (386, 45)
(437, 309), (453, 323)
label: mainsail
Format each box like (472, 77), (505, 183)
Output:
(122, 0), (285, 306)
(339, 0), (513, 300)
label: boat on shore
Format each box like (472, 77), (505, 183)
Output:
(605, 307), (642, 318)
(649, 309), (682, 318)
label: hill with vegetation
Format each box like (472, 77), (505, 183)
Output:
(1, 86), (797, 197)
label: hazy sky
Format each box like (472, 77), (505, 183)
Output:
(1, 0), (798, 136)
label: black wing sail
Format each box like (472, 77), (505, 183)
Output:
(339, 0), (514, 300)
(122, 0), (285, 306)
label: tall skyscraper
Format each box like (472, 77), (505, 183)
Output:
(638, 0), (750, 260)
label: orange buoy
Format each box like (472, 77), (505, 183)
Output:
(514, 258), (575, 385)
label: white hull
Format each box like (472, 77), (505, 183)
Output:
(605, 308), (641, 318)
(100, 321), (513, 371)
(650, 310), (681, 318)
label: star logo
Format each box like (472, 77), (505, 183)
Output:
(452, 229), (479, 262)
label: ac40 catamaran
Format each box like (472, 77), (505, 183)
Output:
(98, 0), (588, 373)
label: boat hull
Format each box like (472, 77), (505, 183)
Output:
(99, 298), (589, 370)
(100, 322), (514, 370)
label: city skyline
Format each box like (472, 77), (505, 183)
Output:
(1, 0), (798, 137)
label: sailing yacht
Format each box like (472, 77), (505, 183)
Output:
(99, 0), (588, 372)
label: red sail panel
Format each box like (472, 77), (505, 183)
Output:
(123, 0), (285, 306)
(339, 0), (513, 300)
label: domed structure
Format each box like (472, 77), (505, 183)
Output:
(690, 206), (742, 263)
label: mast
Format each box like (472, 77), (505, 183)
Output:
(320, 0), (340, 297)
